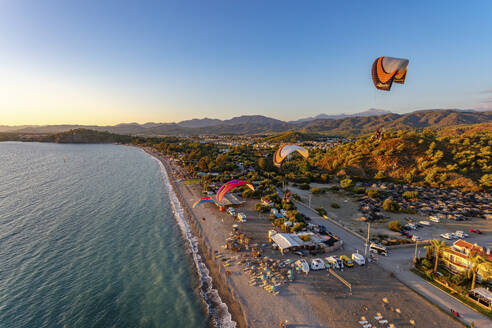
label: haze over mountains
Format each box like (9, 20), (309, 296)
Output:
(2, 109), (491, 137)
(289, 108), (392, 123)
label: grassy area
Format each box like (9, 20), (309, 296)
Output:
(411, 268), (492, 320)
(184, 179), (201, 185)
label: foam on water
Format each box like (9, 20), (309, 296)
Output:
(150, 154), (237, 328)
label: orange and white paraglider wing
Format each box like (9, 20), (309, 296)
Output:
(273, 145), (286, 167)
(372, 56), (409, 91)
(273, 144), (309, 167)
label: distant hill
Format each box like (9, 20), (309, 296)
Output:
(40, 129), (133, 143)
(296, 110), (492, 136)
(2, 109), (491, 136)
(178, 118), (222, 128)
(291, 108), (392, 123)
(263, 131), (326, 143)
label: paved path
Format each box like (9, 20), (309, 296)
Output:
(293, 197), (491, 327)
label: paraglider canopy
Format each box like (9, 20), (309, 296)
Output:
(216, 180), (255, 203)
(192, 197), (217, 208)
(273, 144), (309, 168)
(371, 56), (409, 91)
(216, 179), (241, 199)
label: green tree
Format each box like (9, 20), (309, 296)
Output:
(480, 174), (492, 188)
(388, 220), (402, 232)
(197, 156), (210, 172)
(315, 207), (327, 216)
(366, 189), (380, 198)
(340, 178), (353, 189)
(468, 252), (492, 290)
(330, 202), (340, 208)
(374, 171), (385, 179)
(430, 239), (447, 273)
(215, 154), (229, 171)
(382, 198), (400, 212)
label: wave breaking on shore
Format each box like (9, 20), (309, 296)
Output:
(151, 155), (237, 328)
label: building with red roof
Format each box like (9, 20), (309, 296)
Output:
(440, 239), (492, 283)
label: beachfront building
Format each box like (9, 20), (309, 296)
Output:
(221, 193), (245, 208)
(269, 231), (342, 254)
(270, 233), (303, 253)
(441, 239), (492, 282)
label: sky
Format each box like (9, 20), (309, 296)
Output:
(1, 0), (492, 125)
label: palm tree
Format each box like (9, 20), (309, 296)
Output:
(430, 239), (447, 273)
(468, 251), (492, 290)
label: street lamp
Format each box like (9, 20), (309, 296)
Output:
(364, 222), (371, 257)
(413, 240), (418, 265)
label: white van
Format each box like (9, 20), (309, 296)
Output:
(311, 258), (326, 270)
(352, 253), (365, 266)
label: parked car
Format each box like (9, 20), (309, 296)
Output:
(405, 223), (417, 230)
(401, 232), (412, 238)
(429, 216), (440, 223)
(411, 235), (422, 242)
(310, 258), (326, 270)
(419, 220), (431, 226)
(455, 230), (468, 238)
(352, 253), (365, 265)
(340, 255), (354, 267)
(440, 233), (452, 240)
(325, 256), (343, 269)
(469, 228), (482, 234)
(449, 233), (458, 239)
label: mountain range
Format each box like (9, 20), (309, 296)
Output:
(1, 109), (491, 137)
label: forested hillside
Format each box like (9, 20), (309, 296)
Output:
(316, 124), (492, 191)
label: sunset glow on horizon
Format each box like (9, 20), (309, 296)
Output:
(1, 1), (492, 125)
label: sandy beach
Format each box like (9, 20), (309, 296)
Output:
(147, 149), (462, 328)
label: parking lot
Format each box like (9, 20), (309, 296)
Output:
(396, 216), (491, 245)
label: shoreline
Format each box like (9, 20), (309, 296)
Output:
(144, 148), (248, 328)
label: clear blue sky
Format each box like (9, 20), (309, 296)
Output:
(1, 1), (491, 125)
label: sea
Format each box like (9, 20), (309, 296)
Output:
(0, 142), (216, 328)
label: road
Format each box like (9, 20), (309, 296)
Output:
(293, 198), (492, 327)
(294, 200), (365, 252)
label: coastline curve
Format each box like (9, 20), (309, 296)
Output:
(148, 152), (237, 328)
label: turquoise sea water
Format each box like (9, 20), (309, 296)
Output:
(0, 142), (208, 328)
